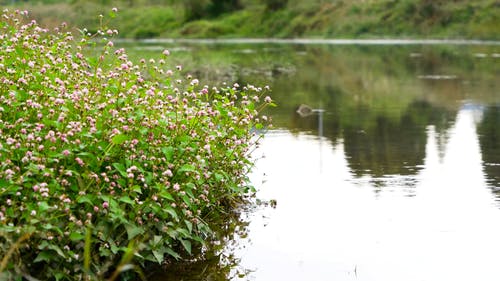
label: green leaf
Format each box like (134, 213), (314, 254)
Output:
(51, 245), (66, 258)
(178, 164), (195, 173)
(185, 220), (193, 233)
(159, 190), (174, 201)
(153, 235), (162, 245)
(0, 179), (9, 187)
(152, 249), (164, 264)
(181, 195), (191, 207)
(185, 189), (195, 199)
(139, 127), (148, 136)
(34, 251), (53, 263)
(144, 171), (154, 184)
(125, 223), (144, 240)
(165, 247), (181, 260)
(164, 207), (178, 221)
(69, 232), (85, 241)
(119, 196), (134, 205)
(108, 85), (119, 94)
(38, 201), (50, 212)
(132, 185), (142, 194)
(180, 239), (191, 254)
(113, 163), (127, 178)
(214, 173), (225, 181)
(111, 243), (119, 254)
(177, 228), (190, 238)
(165, 228), (177, 239)
(111, 134), (128, 145)
(144, 254), (157, 263)
(54, 272), (65, 281)
(161, 147), (175, 162)
(102, 196), (119, 210)
(76, 152), (97, 162)
(87, 57), (99, 68)
(77, 195), (94, 206)
(42, 223), (53, 230)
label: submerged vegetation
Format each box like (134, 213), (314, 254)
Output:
(2, 0), (499, 40)
(0, 8), (272, 280)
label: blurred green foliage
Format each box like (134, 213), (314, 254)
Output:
(1, 0), (498, 39)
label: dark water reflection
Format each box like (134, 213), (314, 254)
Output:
(133, 42), (500, 280)
(261, 44), (499, 194)
(478, 106), (500, 196)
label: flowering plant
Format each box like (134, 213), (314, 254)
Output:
(0, 9), (272, 280)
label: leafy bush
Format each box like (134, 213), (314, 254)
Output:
(0, 8), (272, 280)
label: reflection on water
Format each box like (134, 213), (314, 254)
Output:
(237, 44), (500, 281)
(478, 106), (500, 194)
(142, 42), (500, 280)
(241, 106), (500, 281)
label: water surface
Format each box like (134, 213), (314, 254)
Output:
(135, 41), (500, 281)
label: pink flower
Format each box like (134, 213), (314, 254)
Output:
(204, 144), (211, 153)
(102, 201), (109, 209)
(162, 49), (170, 56)
(165, 169), (173, 177)
(75, 157), (84, 166)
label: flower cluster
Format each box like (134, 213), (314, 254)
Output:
(0, 9), (272, 280)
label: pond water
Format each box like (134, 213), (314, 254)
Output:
(127, 41), (500, 280)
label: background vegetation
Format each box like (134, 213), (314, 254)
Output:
(2, 0), (499, 39)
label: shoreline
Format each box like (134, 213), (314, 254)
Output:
(114, 38), (500, 46)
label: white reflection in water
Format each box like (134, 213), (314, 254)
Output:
(238, 107), (500, 281)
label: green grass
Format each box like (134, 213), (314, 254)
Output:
(3, 0), (499, 39)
